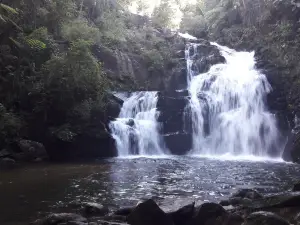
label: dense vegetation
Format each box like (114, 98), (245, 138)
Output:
(1, 0), (300, 160)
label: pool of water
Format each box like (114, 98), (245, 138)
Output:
(0, 156), (299, 224)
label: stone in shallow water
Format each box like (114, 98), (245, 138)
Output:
(243, 211), (290, 225)
(114, 207), (134, 216)
(231, 189), (263, 200)
(293, 182), (300, 191)
(83, 202), (109, 216)
(127, 199), (174, 225)
(33, 213), (87, 225)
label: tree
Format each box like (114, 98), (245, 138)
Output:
(152, 0), (175, 29)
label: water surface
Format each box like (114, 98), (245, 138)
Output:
(0, 156), (299, 224)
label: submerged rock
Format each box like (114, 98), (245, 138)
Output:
(127, 199), (174, 225)
(243, 211), (290, 225)
(231, 189), (263, 200)
(114, 207), (134, 216)
(293, 182), (300, 192)
(0, 157), (16, 169)
(33, 213), (87, 225)
(83, 202), (109, 216)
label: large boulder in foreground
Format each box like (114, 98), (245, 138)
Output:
(168, 202), (195, 225)
(243, 211), (290, 225)
(127, 199), (174, 225)
(189, 202), (228, 225)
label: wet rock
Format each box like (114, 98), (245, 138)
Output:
(168, 202), (195, 225)
(101, 215), (127, 223)
(0, 149), (10, 158)
(219, 200), (230, 206)
(33, 213), (87, 225)
(190, 202), (228, 225)
(0, 157), (16, 169)
(293, 182), (300, 191)
(127, 199), (174, 225)
(17, 139), (48, 161)
(243, 211), (290, 225)
(114, 207), (134, 216)
(227, 213), (244, 225)
(294, 212), (300, 224)
(231, 189), (263, 200)
(83, 202), (109, 216)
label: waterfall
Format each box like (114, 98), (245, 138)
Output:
(186, 43), (282, 158)
(109, 92), (167, 157)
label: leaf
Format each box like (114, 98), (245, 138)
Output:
(0, 3), (18, 15)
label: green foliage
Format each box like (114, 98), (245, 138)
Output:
(62, 20), (101, 43)
(152, 0), (176, 29)
(143, 49), (164, 71)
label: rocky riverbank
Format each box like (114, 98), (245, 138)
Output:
(32, 182), (300, 225)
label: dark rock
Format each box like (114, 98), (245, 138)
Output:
(114, 207), (134, 216)
(0, 149), (10, 158)
(83, 202), (109, 216)
(294, 212), (300, 224)
(164, 133), (192, 155)
(243, 211), (290, 225)
(219, 200), (230, 206)
(102, 215), (127, 223)
(33, 213), (87, 225)
(168, 202), (195, 225)
(189, 203), (228, 225)
(233, 192), (300, 209)
(231, 189), (263, 200)
(227, 213), (244, 225)
(127, 199), (174, 225)
(293, 182), (300, 192)
(0, 157), (16, 169)
(17, 139), (48, 161)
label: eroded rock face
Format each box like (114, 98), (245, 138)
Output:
(127, 199), (174, 225)
(243, 211), (290, 225)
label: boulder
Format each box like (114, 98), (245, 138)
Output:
(231, 189), (263, 200)
(127, 199), (174, 225)
(293, 182), (300, 192)
(189, 203), (228, 225)
(243, 211), (290, 225)
(33, 213), (87, 225)
(83, 202), (109, 216)
(227, 213), (244, 225)
(0, 149), (11, 158)
(0, 157), (16, 169)
(17, 139), (48, 161)
(168, 202), (195, 225)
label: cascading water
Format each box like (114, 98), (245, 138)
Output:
(186, 43), (283, 158)
(109, 92), (167, 157)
